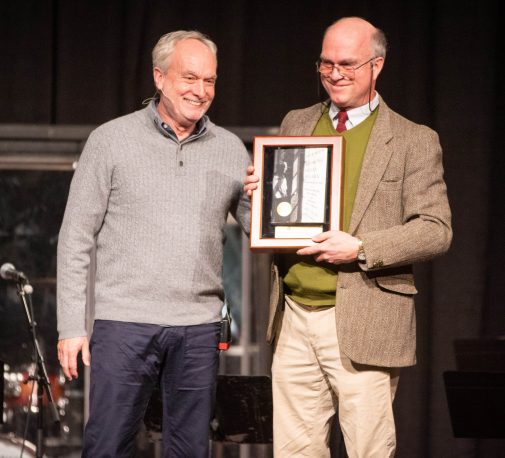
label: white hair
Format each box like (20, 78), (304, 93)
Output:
(152, 30), (217, 71)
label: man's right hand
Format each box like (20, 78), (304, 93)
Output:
(243, 165), (260, 197)
(58, 336), (90, 381)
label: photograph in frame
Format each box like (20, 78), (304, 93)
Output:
(250, 136), (344, 250)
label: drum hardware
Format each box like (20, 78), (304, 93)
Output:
(4, 364), (64, 410)
(0, 432), (37, 457)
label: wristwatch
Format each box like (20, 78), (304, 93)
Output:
(356, 237), (366, 263)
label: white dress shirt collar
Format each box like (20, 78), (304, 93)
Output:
(328, 92), (380, 130)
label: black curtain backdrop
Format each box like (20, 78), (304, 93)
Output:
(1, 1), (504, 456)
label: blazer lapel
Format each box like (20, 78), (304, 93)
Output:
(348, 99), (394, 234)
(281, 103), (324, 136)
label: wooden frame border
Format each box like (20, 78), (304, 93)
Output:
(250, 136), (344, 251)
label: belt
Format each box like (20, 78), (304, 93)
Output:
(288, 298), (335, 312)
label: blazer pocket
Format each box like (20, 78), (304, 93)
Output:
(376, 178), (402, 191)
(375, 275), (418, 295)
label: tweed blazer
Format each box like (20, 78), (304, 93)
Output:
(267, 97), (452, 367)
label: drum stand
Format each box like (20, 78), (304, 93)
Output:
(16, 277), (60, 458)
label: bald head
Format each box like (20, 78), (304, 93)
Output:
(325, 17), (387, 59)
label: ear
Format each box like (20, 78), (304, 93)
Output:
(372, 57), (385, 81)
(153, 67), (164, 91)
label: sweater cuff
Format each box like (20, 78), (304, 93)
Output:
(58, 329), (88, 340)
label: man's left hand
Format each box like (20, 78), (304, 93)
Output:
(297, 230), (360, 264)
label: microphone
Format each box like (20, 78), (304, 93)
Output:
(0, 262), (27, 282)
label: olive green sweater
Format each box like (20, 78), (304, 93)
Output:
(284, 107), (379, 305)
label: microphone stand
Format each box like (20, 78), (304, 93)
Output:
(15, 277), (60, 458)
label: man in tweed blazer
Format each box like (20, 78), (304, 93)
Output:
(246, 17), (451, 458)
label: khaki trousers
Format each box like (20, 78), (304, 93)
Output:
(272, 296), (400, 458)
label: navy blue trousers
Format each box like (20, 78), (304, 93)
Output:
(82, 320), (221, 458)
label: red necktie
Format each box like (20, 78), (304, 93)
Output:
(336, 110), (348, 133)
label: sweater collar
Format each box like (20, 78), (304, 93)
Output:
(147, 96), (209, 142)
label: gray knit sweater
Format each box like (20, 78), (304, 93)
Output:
(57, 101), (251, 340)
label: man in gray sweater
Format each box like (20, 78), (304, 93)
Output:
(57, 30), (250, 457)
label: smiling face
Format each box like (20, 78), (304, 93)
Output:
(153, 38), (217, 137)
(320, 18), (384, 109)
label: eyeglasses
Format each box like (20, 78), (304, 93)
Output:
(316, 57), (376, 79)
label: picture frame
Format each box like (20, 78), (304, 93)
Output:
(250, 136), (344, 251)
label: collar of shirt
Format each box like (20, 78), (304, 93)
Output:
(147, 96), (208, 142)
(328, 92), (380, 130)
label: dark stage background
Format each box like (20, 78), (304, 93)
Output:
(1, 1), (504, 457)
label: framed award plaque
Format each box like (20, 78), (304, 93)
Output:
(250, 136), (344, 251)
